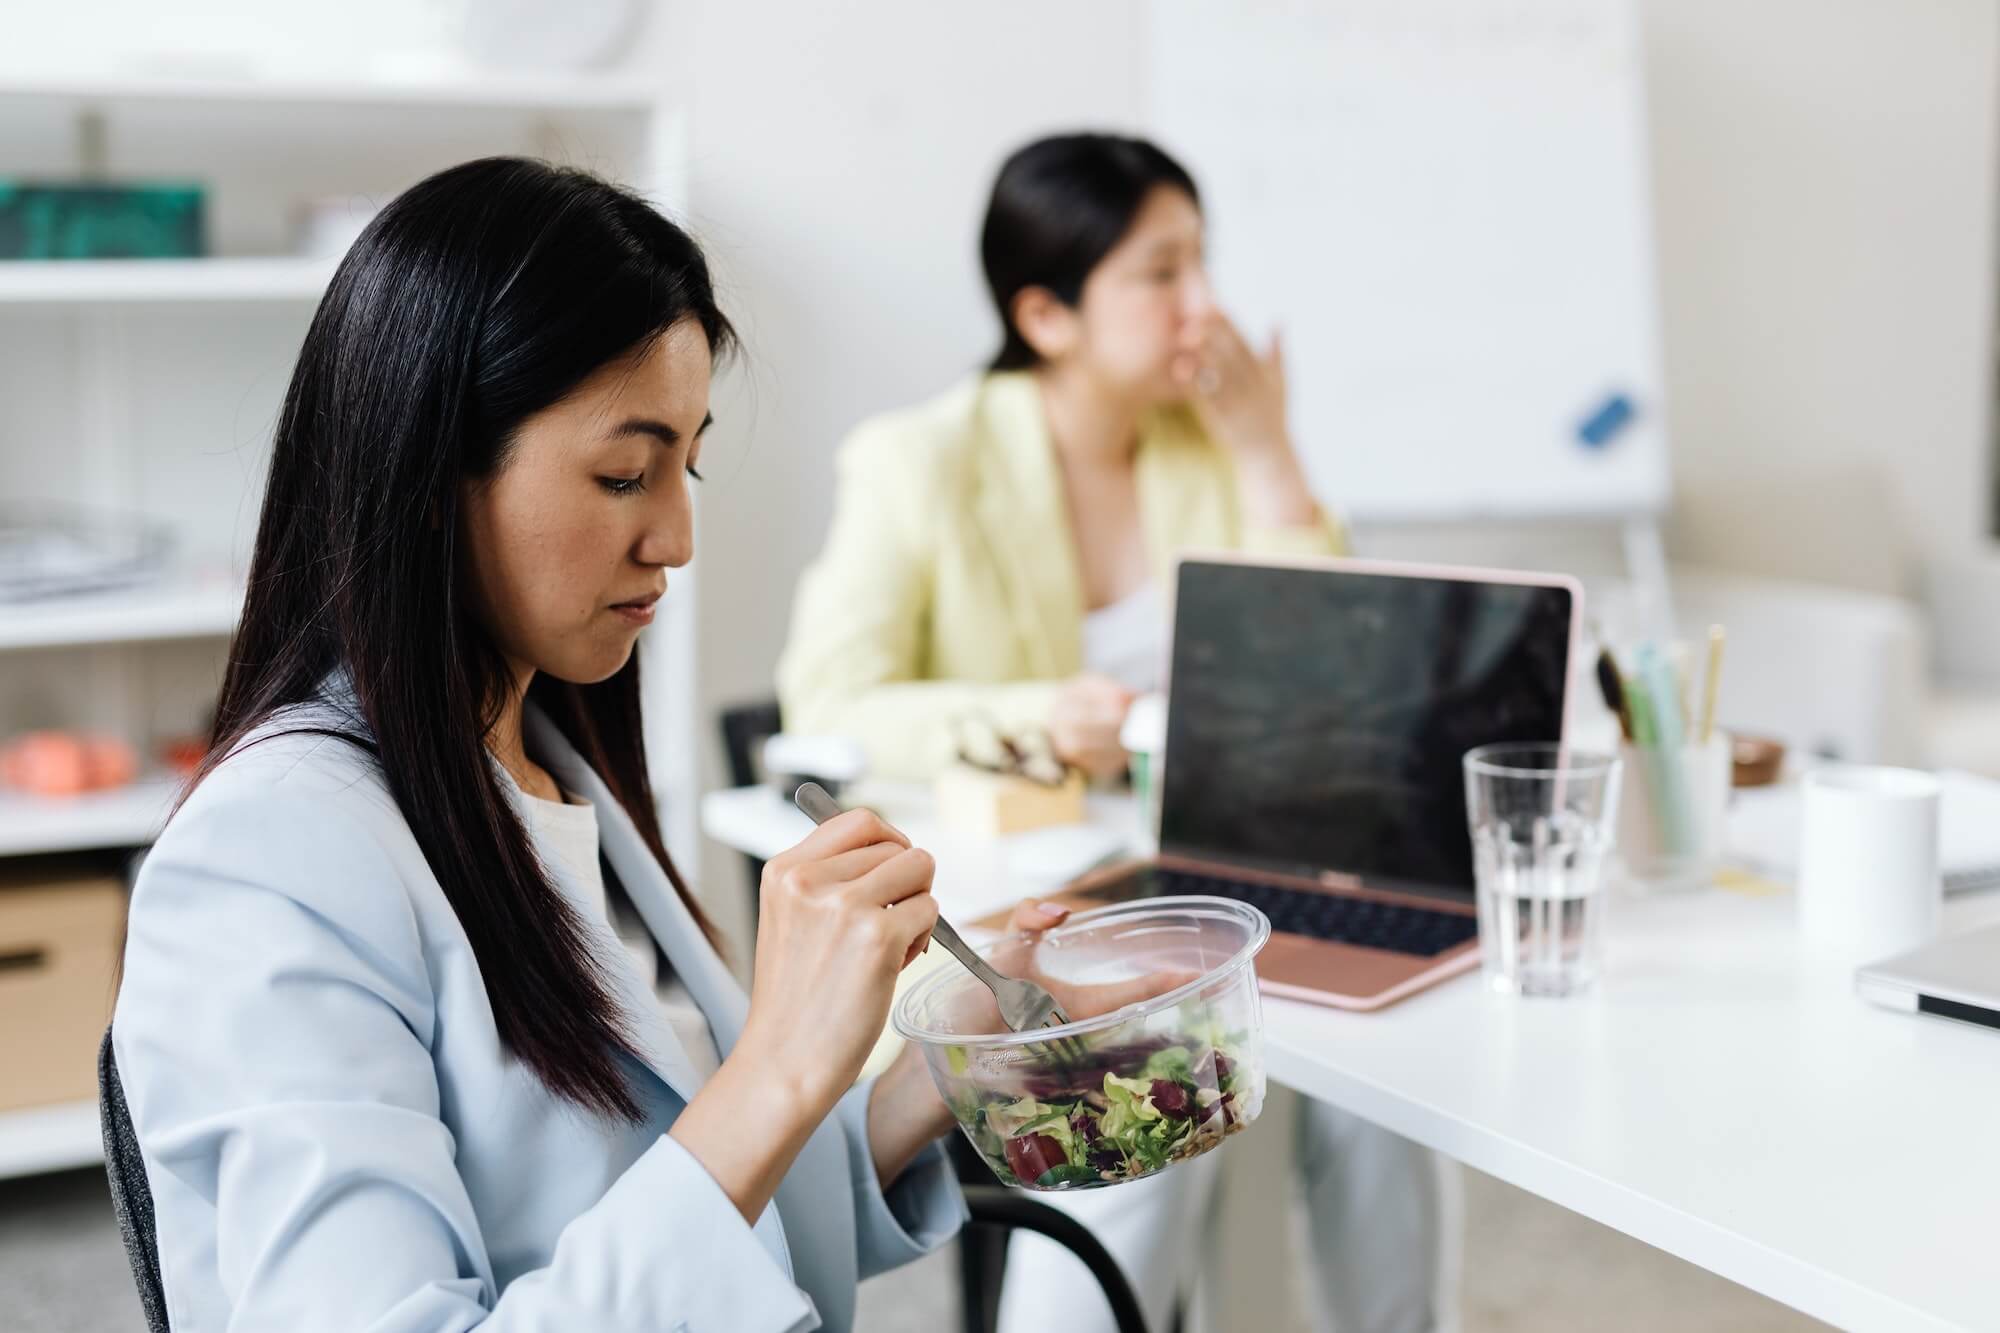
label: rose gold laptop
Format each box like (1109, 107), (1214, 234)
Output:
(982, 554), (1582, 1011)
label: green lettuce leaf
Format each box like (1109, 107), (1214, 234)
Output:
(985, 1096), (1055, 1139)
(1034, 1163), (1099, 1188)
(1099, 1072), (1162, 1143)
(986, 1096), (1084, 1167)
(1140, 1045), (1193, 1082)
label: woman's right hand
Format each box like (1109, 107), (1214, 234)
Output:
(736, 809), (941, 1116)
(1049, 673), (1136, 781)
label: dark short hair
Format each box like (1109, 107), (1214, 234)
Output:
(980, 133), (1200, 371)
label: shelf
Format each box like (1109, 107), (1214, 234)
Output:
(0, 579), (243, 651)
(0, 257), (336, 306)
(0, 1100), (102, 1182)
(0, 69), (660, 113)
(0, 774), (178, 857)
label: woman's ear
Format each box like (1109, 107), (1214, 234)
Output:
(1010, 286), (1079, 363)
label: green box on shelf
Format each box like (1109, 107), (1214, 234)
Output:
(0, 181), (206, 260)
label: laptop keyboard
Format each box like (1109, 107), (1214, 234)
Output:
(1153, 869), (1479, 958)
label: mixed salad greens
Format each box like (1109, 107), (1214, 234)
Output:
(946, 1026), (1257, 1190)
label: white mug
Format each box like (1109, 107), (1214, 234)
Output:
(1795, 766), (1942, 969)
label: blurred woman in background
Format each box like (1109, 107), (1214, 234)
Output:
(780, 134), (1451, 1333)
(779, 133), (1341, 782)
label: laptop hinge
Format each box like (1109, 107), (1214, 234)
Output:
(1317, 869), (1365, 891)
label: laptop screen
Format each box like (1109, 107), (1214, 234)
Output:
(1159, 559), (1575, 898)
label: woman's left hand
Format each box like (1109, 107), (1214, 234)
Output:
(866, 896), (1079, 1185)
(1176, 311), (1289, 458)
(1174, 312), (1319, 527)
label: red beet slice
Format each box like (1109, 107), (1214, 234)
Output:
(1003, 1133), (1070, 1182)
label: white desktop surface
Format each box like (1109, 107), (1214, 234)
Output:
(702, 781), (2000, 1331)
(701, 781), (1137, 920)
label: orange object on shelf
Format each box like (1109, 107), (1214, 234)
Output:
(159, 735), (208, 778)
(0, 731), (140, 796)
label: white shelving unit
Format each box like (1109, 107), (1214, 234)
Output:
(0, 69), (695, 1181)
(0, 1101), (102, 1182)
(0, 257), (336, 305)
(0, 579), (244, 652)
(0, 69), (662, 113)
(0, 776), (178, 860)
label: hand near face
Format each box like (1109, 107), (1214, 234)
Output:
(1172, 313), (1319, 527)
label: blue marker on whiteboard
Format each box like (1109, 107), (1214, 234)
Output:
(1577, 392), (1636, 449)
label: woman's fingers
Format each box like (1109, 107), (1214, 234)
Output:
(1202, 311), (1255, 371)
(775, 841), (905, 894)
(1008, 897), (1070, 933)
(783, 805), (910, 862)
(851, 845), (938, 908)
(884, 889), (942, 967)
(1048, 967), (1203, 1020)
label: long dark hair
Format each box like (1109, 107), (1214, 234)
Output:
(980, 132), (1200, 372)
(194, 157), (734, 1122)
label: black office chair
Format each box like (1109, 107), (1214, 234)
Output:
(98, 1030), (169, 1333)
(98, 1026), (1148, 1333)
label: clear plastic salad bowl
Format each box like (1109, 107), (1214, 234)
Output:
(892, 896), (1272, 1192)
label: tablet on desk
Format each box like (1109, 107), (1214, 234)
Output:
(1856, 923), (2000, 1032)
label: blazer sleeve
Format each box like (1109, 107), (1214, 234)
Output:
(831, 1077), (968, 1282)
(776, 420), (1060, 780)
(116, 782), (821, 1333)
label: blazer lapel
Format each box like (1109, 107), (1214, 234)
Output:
(525, 706), (862, 1324)
(523, 710), (749, 1071)
(971, 373), (1085, 679)
(1137, 405), (1233, 580)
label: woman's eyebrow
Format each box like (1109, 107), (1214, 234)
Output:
(609, 411), (715, 444)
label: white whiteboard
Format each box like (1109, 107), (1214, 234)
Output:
(1147, 0), (1668, 521)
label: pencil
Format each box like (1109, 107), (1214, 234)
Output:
(1698, 625), (1726, 743)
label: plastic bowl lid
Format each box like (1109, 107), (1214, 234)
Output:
(891, 895), (1272, 1049)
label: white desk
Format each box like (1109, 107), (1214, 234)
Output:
(701, 782), (1139, 920)
(701, 782), (2000, 1332)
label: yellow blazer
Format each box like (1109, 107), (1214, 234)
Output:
(776, 371), (1346, 779)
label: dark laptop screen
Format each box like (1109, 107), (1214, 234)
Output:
(1159, 559), (1575, 898)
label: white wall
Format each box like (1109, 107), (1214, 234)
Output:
(1642, 0), (1998, 597)
(632, 0), (1150, 934)
(0, 0), (469, 81)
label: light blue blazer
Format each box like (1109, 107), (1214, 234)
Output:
(113, 689), (965, 1332)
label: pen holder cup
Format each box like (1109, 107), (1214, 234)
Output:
(1615, 731), (1732, 892)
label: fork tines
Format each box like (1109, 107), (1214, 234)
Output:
(1033, 1010), (1087, 1064)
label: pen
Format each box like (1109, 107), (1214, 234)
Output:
(1596, 648), (1633, 742)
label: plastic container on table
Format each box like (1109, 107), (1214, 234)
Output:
(892, 895), (1271, 1191)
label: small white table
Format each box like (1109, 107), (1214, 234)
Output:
(700, 782), (2000, 1332)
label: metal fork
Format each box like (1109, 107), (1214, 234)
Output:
(792, 783), (1087, 1063)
